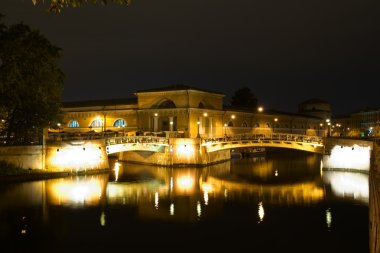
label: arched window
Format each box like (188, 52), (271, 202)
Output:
(68, 120), (80, 128)
(241, 121), (248, 127)
(228, 121), (234, 127)
(158, 99), (176, 109)
(91, 118), (103, 128)
(254, 122), (260, 128)
(198, 102), (205, 108)
(113, 119), (126, 127)
(266, 122), (271, 128)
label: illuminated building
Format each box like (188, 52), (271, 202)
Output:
(332, 108), (380, 138)
(60, 85), (328, 138)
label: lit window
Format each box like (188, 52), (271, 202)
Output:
(91, 119), (103, 128)
(68, 120), (80, 128)
(113, 119), (126, 127)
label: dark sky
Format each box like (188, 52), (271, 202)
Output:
(1, 0), (379, 116)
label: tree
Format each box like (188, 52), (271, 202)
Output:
(0, 15), (64, 145)
(230, 87), (258, 110)
(31, 0), (131, 12)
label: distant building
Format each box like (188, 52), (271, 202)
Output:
(60, 85), (329, 138)
(333, 108), (380, 138)
(298, 98), (332, 120)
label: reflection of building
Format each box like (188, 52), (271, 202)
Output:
(60, 85), (329, 137)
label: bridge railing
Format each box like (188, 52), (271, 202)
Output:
(106, 136), (169, 146)
(201, 133), (323, 145)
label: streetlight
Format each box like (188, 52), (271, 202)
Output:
(319, 123), (323, 137)
(224, 123), (227, 138)
(258, 106), (263, 113)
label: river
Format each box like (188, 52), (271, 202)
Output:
(0, 150), (369, 252)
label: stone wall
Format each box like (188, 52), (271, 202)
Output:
(0, 145), (44, 170)
(45, 139), (109, 171)
(370, 142), (380, 253)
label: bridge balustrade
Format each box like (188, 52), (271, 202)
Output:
(201, 133), (323, 145)
(106, 136), (169, 146)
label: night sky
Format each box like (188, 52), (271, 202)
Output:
(1, 0), (379, 116)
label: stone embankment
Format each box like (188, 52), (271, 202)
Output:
(370, 142), (380, 253)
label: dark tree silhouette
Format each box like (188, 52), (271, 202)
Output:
(230, 87), (258, 110)
(31, 0), (131, 12)
(0, 15), (64, 144)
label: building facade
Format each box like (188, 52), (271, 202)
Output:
(59, 85), (330, 138)
(332, 108), (380, 138)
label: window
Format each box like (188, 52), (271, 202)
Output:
(68, 120), (80, 128)
(91, 118), (103, 128)
(241, 121), (248, 127)
(113, 119), (126, 127)
(228, 121), (234, 127)
(266, 122), (271, 128)
(254, 122), (260, 128)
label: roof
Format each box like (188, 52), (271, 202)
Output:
(299, 98), (330, 105)
(135, 84), (224, 95)
(62, 98), (137, 108)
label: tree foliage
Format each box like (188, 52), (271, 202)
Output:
(230, 87), (258, 110)
(31, 0), (131, 12)
(0, 15), (64, 145)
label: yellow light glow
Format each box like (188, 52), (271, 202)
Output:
(154, 113), (158, 117)
(197, 201), (202, 219)
(170, 203), (174, 216)
(114, 162), (120, 182)
(231, 115), (235, 119)
(177, 144), (194, 156)
(177, 176), (194, 191)
(203, 112), (208, 117)
(323, 144), (371, 171)
(201, 183), (213, 192)
(258, 107), (263, 112)
(50, 144), (103, 170)
(100, 211), (106, 227)
(322, 171), (368, 203)
(204, 191), (209, 205)
(326, 208), (332, 229)
(258, 202), (265, 222)
(274, 118), (278, 122)
(154, 192), (159, 209)
(50, 178), (102, 206)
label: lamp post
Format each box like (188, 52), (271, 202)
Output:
(273, 118), (278, 133)
(122, 124), (126, 136)
(319, 123), (323, 137)
(224, 123), (227, 139)
(326, 118), (331, 137)
(197, 120), (200, 138)
(230, 115), (235, 136)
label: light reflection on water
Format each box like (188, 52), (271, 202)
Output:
(0, 151), (369, 252)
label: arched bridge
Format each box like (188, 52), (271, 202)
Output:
(201, 133), (324, 154)
(105, 133), (324, 154)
